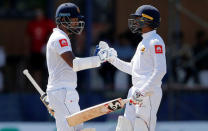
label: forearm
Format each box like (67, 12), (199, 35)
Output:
(139, 68), (166, 93)
(61, 51), (102, 72)
(73, 56), (101, 72)
(110, 57), (132, 75)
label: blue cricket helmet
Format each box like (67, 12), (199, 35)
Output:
(55, 3), (85, 35)
(55, 3), (84, 20)
(128, 5), (161, 33)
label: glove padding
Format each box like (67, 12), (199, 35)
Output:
(41, 94), (55, 117)
(98, 49), (109, 62)
(130, 90), (145, 106)
(94, 41), (110, 62)
(107, 48), (117, 63)
(94, 41), (109, 56)
(130, 90), (153, 106)
(94, 41), (117, 63)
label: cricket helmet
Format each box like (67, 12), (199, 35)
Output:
(55, 3), (85, 34)
(128, 5), (161, 33)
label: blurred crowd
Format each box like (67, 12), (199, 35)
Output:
(168, 30), (208, 87)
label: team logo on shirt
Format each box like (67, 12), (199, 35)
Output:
(140, 45), (146, 52)
(155, 45), (163, 54)
(59, 39), (68, 47)
(139, 45), (146, 55)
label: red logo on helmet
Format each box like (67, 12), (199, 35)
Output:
(59, 39), (68, 47)
(155, 45), (163, 54)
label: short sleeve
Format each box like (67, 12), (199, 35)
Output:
(52, 38), (72, 55)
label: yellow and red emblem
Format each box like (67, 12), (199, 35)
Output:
(140, 45), (145, 52)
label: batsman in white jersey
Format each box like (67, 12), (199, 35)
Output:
(97, 5), (167, 131)
(46, 3), (109, 131)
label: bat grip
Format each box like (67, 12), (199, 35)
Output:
(123, 92), (152, 104)
(123, 98), (131, 104)
(23, 69), (45, 96)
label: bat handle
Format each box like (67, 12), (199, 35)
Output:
(23, 69), (45, 96)
(123, 98), (131, 104)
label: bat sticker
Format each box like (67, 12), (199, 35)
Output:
(105, 100), (122, 112)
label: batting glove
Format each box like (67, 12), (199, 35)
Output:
(94, 45), (100, 56)
(98, 41), (109, 50)
(41, 94), (55, 117)
(94, 41), (110, 55)
(107, 48), (117, 63)
(130, 90), (145, 106)
(94, 41), (110, 62)
(97, 49), (109, 62)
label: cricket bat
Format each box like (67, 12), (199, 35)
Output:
(23, 69), (54, 116)
(66, 98), (129, 127)
(66, 91), (153, 127)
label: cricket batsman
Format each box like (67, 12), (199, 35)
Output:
(97, 5), (167, 131)
(45, 3), (109, 131)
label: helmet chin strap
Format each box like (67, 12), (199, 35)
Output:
(130, 24), (146, 34)
(131, 27), (141, 34)
(61, 21), (84, 35)
(138, 28), (142, 34)
(67, 29), (73, 36)
(67, 27), (83, 35)
(60, 22), (77, 35)
(137, 21), (150, 34)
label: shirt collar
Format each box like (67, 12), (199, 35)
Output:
(53, 27), (69, 38)
(142, 30), (156, 38)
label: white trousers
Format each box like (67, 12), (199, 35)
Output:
(47, 88), (83, 131)
(124, 87), (162, 131)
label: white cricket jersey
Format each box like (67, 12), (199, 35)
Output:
(111, 30), (166, 94)
(46, 28), (77, 91)
(131, 30), (166, 93)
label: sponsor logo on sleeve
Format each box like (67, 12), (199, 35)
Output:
(59, 39), (68, 47)
(155, 45), (163, 54)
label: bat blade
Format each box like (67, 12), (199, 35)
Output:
(67, 98), (129, 127)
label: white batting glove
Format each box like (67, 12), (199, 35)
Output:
(96, 41), (110, 63)
(41, 94), (55, 117)
(98, 49), (109, 62)
(130, 90), (145, 106)
(107, 48), (117, 63)
(94, 41), (109, 56)
(98, 41), (117, 63)
(98, 41), (109, 50)
(97, 48), (117, 63)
